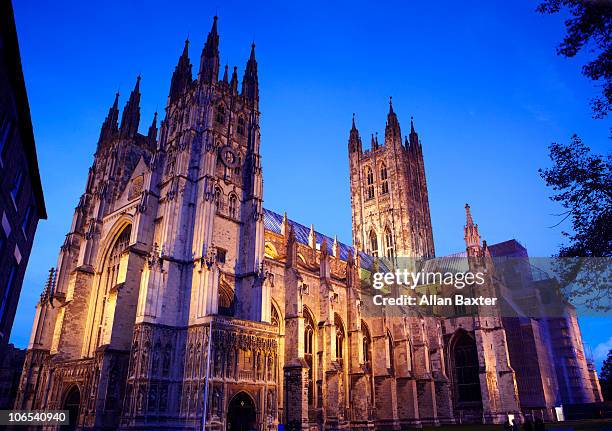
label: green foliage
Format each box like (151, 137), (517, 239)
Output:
(537, 0), (612, 118)
(539, 135), (611, 258)
(539, 136), (611, 310)
(601, 348), (612, 401)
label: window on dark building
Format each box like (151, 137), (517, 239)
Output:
(11, 171), (23, 207)
(22, 205), (33, 238)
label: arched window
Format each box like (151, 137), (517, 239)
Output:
(385, 226), (394, 261)
(366, 167), (375, 200)
(362, 322), (371, 366)
(304, 308), (315, 406)
(380, 163), (389, 194)
(369, 230), (378, 257)
(215, 104), (226, 124)
(452, 331), (482, 404)
(90, 225), (132, 353)
(214, 187), (222, 209)
(335, 315), (345, 362)
(237, 116), (245, 136)
(229, 194), (237, 219)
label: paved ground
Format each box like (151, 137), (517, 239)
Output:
(422, 419), (612, 431)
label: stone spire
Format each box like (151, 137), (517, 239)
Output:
(308, 224), (316, 249)
(120, 76), (141, 138)
(464, 203), (481, 248)
(169, 39), (192, 103)
(230, 66), (239, 94)
(281, 212), (289, 236)
(40, 267), (56, 303)
(98, 92), (120, 144)
(385, 96), (401, 143)
(333, 235), (340, 258)
(241, 42), (258, 103)
(199, 16), (220, 84)
(348, 113), (362, 153)
(148, 112), (158, 146)
(222, 64), (229, 84)
(408, 116), (419, 148)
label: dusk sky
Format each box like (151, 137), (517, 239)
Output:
(10, 0), (611, 369)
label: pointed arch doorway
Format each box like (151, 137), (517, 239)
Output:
(227, 391), (256, 431)
(61, 385), (81, 431)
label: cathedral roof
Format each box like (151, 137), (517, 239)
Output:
(263, 208), (377, 271)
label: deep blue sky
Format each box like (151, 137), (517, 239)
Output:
(11, 1), (611, 369)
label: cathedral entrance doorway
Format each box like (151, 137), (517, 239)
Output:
(227, 391), (256, 431)
(61, 385), (81, 431)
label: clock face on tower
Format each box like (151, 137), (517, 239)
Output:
(219, 145), (239, 168)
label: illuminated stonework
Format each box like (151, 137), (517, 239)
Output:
(15, 16), (601, 431)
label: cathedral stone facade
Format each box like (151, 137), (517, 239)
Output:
(16, 17), (600, 431)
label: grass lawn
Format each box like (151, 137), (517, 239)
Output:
(422, 419), (612, 431)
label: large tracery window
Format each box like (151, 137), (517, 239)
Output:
(92, 225), (132, 351)
(366, 167), (375, 200)
(369, 230), (378, 257)
(453, 331), (482, 405)
(380, 163), (389, 194)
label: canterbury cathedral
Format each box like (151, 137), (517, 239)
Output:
(16, 17), (601, 431)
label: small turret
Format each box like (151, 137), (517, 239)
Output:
(348, 113), (362, 153)
(230, 66), (239, 94)
(385, 96), (401, 144)
(148, 112), (158, 147)
(464, 203), (481, 249)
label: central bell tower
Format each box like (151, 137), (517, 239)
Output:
(348, 99), (434, 260)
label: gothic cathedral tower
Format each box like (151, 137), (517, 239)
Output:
(348, 99), (434, 260)
(17, 17), (274, 430)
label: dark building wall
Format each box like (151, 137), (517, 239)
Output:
(0, 343), (25, 408)
(0, 0), (46, 352)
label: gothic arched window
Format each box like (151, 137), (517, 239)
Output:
(237, 116), (245, 136)
(362, 322), (371, 366)
(216, 104), (226, 124)
(90, 225), (132, 353)
(214, 187), (222, 210)
(229, 194), (237, 219)
(335, 315), (345, 362)
(366, 167), (375, 200)
(304, 308), (316, 406)
(385, 226), (394, 261)
(369, 230), (378, 257)
(380, 163), (389, 194)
